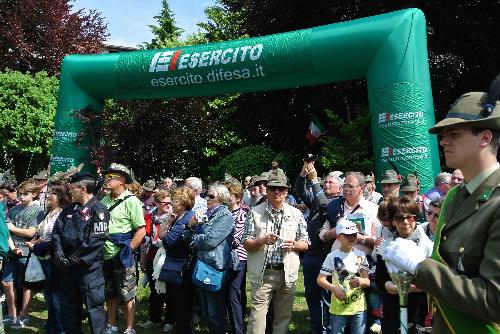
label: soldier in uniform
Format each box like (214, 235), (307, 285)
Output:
(380, 76), (500, 333)
(52, 172), (109, 334)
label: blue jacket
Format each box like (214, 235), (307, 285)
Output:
(108, 232), (134, 267)
(190, 205), (234, 270)
(162, 210), (195, 260)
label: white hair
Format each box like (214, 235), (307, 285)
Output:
(185, 177), (203, 194)
(209, 184), (230, 204)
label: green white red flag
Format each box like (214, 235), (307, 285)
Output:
(306, 115), (325, 145)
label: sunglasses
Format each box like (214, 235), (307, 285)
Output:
(394, 214), (417, 223)
(206, 194), (216, 199)
(267, 186), (287, 192)
(426, 211), (440, 219)
(104, 173), (123, 180)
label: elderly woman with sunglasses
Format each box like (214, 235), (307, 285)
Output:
(139, 190), (174, 330)
(186, 184), (235, 334)
(375, 196), (433, 334)
(420, 197), (443, 242)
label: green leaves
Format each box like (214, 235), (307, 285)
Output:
(0, 70), (58, 153)
(0, 70), (58, 178)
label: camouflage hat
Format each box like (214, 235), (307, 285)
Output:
(101, 163), (133, 184)
(266, 170), (289, 188)
(221, 172), (239, 185)
(33, 170), (49, 180)
(400, 174), (420, 192)
(429, 92), (500, 134)
(142, 179), (156, 192)
(364, 174), (375, 183)
(379, 169), (401, 184)
(255, 172), (271, 185)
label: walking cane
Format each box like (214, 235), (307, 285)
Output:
(389, 270), (414, 334)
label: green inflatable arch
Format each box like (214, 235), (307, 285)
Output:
(51, 8), (439, 189)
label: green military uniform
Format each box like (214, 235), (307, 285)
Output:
(381, 77), (500, 333)
(415, 166), (500, 333)
(415, 85), (500, 333)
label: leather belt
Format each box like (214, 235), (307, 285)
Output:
(265, 263), (284, 270)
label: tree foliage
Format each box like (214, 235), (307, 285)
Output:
(141, 0), (184, 49)
(0, 70), (58, 179)
(210, 0), (500, 174)
(0, 0), (108, 76)
(102, 0), (499, 181)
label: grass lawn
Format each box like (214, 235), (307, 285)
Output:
(5, 269), (311, 333)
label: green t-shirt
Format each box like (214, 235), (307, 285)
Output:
(0, 203), (10, 258)
(101, 190), (145, 260)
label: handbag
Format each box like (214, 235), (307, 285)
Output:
(159, 256), (189, 285)
(23, 252), (46, 291)
(191, 259), (226, 292)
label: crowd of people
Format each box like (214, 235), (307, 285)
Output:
(0, 159), (463, 334)
(0, 82), (499, 334)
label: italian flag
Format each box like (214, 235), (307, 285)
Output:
(306, 115), (325, 145)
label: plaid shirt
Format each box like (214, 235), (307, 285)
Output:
(243, 202), (309, 265)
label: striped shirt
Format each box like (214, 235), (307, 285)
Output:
(231, 205), (249, 261)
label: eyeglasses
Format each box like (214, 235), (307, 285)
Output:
(206, 194), (216, 199)
(104, 173), (122, 181)
(426, 211), (440, 219)
(267, 186), (287, 192)
(394, 214), (417, 223)
(343, 184), (361, 190)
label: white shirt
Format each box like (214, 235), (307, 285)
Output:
(320, 198), (380, 255)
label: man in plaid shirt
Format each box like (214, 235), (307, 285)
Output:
(243, 170), (309, 334)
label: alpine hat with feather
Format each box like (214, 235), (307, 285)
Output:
(429, 74), (500, 134)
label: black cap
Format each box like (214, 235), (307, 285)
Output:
(69, 172), (95, 184)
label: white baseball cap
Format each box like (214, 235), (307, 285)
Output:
(336, 218), (358, 235)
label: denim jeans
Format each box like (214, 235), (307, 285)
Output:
(40, 259), (64, 334)
(226, 260), (247, 334)
(330, 311), (367, 334)
(200, 280), (228, 334)
(303, 252), (331, 334)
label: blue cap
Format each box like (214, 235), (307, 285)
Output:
(69, 172), (95, 184)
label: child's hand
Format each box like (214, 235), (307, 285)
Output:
(12, 247), (23, 257)
(331, 285), (345, 301)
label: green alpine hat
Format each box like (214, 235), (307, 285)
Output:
(429, 91), (500, 134)
(142, 179), (156, 192)
(255, 172), (270, 185)
(364, 174), (375, 183)
(401, 174), (420, 192)
(33, 170), (49, 180)
(266, 170), (289, 188)
(379, 169), (401, 184)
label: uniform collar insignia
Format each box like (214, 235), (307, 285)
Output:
(479, 186), (494, 202)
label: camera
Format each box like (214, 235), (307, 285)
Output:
(304, 154), (317, 162)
